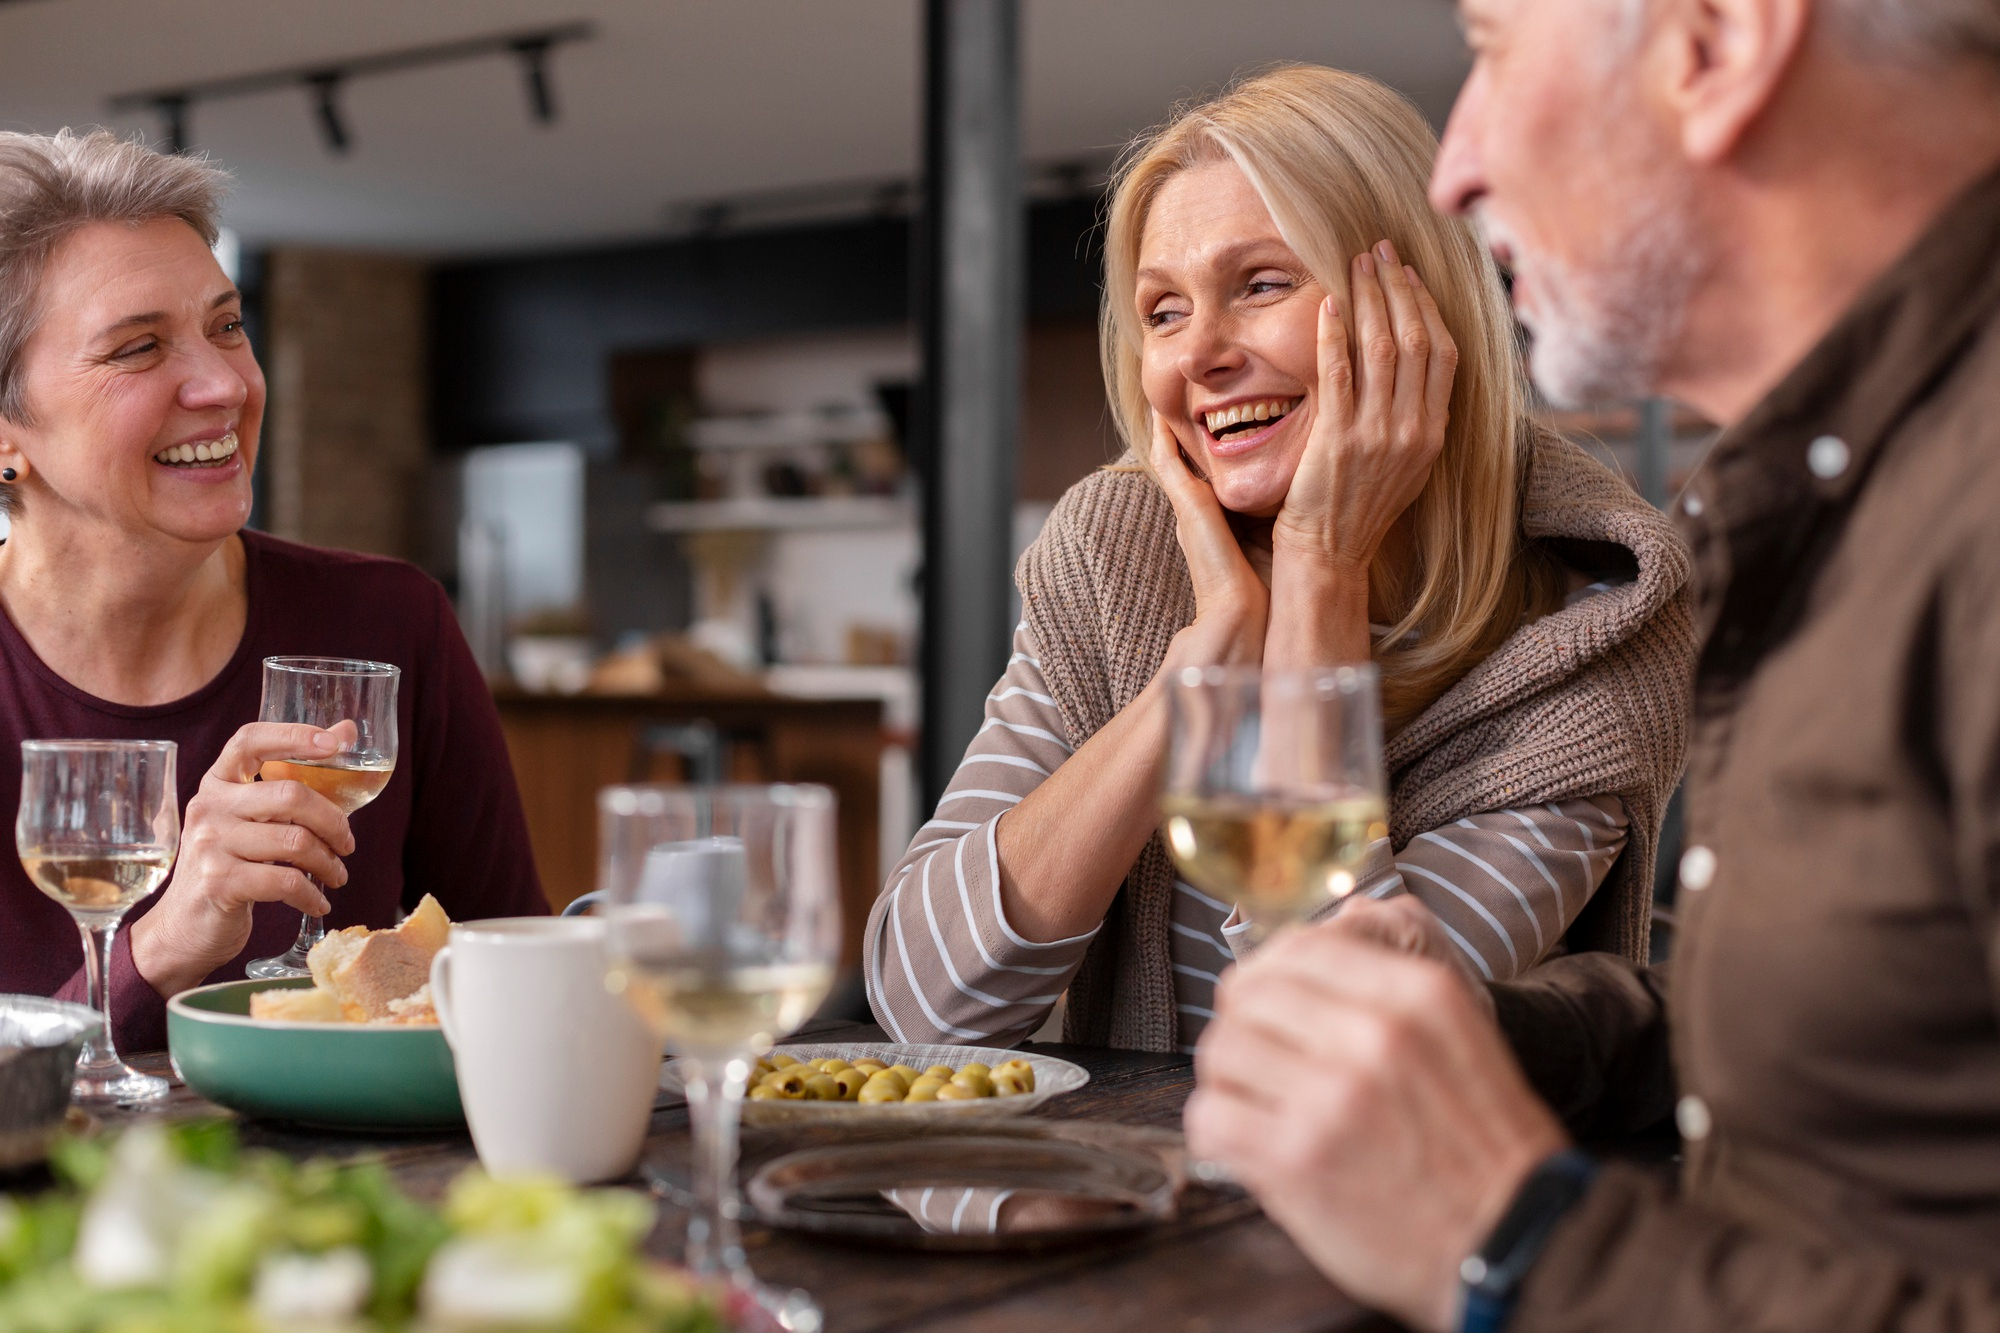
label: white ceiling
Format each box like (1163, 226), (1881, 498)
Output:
(0, 0), (1470, 256)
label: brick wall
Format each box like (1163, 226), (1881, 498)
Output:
(264, 250), (428, 558)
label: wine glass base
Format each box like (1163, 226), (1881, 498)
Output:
(730, 1274), (823, 1333)
(245, 947), (314, 980)
(73, 1065), (169, 1104)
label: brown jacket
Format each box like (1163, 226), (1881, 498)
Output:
(1016, 431), (1694, 1052)
(1507, 167), (2000, 1330)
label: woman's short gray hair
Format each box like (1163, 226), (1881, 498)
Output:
(0, 130), (231, 426)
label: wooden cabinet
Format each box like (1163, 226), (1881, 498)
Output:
(493, 689), (884, 969)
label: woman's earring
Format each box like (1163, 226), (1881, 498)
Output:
(2, 469), (16, 482)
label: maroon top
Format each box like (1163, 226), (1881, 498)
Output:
(0, 530), (547, 1052)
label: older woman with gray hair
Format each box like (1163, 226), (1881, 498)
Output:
(0, 130), (544, 1055)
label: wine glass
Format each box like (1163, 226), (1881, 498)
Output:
(245, 657), (400, 981)
(1162, 665), (1388, 943)
(18, 739), (180, 1103)
(597, 783), (838, 1323)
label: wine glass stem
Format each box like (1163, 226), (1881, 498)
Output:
(73, 916), (127, 1076)
(683, 1053), (751, 1279)
(291, 884), (328, 956)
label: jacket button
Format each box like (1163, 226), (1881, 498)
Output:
(1677, 1094), (1713, 1141)
(1679, 844), (1717, 891)
(1807, 435), (1851, 479)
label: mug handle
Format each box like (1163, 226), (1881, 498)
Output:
(429, 947), (459, 1050)
(560, 890), (606, 917)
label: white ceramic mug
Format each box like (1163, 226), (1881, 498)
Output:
(430, 917), (661, 1184)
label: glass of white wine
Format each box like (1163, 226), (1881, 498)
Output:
(245, 657), (399, 981)
(597, 783), (838, 1311)
(1162, 665), (1388, 943)
(18, 739), (180, 1103)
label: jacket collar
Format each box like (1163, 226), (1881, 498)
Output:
(1679, 161), (2000, 684)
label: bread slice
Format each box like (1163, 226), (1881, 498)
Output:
(248, 986), (345, 1023)
(382, 983), (437, 1026)
(305, 894), (453, 1022)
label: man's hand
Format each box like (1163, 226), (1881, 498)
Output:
(129, 721), (358, 997)
(1185, 926), (1568, 1332)
(1320, 894), (1496, 1020)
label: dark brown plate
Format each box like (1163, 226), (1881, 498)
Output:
(744, 1134), (1177, 1252)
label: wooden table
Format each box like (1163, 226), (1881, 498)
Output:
(100, 1022), (1392, 1333)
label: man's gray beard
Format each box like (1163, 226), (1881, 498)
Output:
(1483, 195), (1703, 409)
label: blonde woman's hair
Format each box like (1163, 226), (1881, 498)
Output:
(1100, 64), (1564, 728)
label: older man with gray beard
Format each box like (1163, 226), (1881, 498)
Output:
(1183, 0), (2000, 1331)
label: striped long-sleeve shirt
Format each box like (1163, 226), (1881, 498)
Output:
(865, 623), (1629, 1053)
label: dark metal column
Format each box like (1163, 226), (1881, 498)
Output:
(915, 0), (1024, 809)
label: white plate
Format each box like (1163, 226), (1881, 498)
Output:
(661, 1042), (1090, 1127)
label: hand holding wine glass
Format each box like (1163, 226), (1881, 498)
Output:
(127, 721), (358, 998)
(246, 657), (399, 980)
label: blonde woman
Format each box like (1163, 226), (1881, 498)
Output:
(865, 66), (1695, 1053)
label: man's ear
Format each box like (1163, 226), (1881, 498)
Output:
(1657, 0), (1811, 163)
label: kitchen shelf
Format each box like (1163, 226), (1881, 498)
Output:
(645, 495), (914, 533)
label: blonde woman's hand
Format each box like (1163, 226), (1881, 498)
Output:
(1149, 414), (1269, 672)
(1274, 240), (1457, 578)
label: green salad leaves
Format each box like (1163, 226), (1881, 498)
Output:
(0, 1122), (733, 1333)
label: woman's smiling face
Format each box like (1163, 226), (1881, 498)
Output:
(5, 216), (262, 545)
(1136, 159), (1324, 517)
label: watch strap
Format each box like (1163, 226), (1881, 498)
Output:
(1456, 1149), (1599, 1333)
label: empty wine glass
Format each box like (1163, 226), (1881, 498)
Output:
(597, 784), (838, 1325)
(1162, 665), (1388, 942)
(18, 739), (179, 1103)
(245, 657), (399, 981)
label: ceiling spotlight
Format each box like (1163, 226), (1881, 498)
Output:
(306, 71), (349, 155)
(153, 94), (189, 154)
(511, 36), (557, 124)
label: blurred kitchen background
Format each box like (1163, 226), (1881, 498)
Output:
(0, 0), (1710, 1001)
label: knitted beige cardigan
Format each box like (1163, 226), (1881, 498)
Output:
(1017, 432), (1696, 1052)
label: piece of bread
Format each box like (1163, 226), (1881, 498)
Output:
(382, 983), (437, 1026)
(248, 986), (345, 1023)
(305, 894), (453, 1022)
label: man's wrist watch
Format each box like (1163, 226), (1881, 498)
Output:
(1456, 1149), (1599, 1333)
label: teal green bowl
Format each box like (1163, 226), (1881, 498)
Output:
(168, 978), (463, 1131)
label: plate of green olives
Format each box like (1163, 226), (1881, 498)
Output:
(663, 1042), (1090, 1126)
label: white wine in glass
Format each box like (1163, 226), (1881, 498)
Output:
(246, 657), (400, 981)
(597, 785), (838, 1329)
(18, 739), (180, 1103)
(1163, 666), (1388, 940)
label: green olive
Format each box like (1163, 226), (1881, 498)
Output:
(934, 1081), (981, 1101)
(832, 1068), (869, 1099)
(813, 1058), (850, 1073)
(769, 1053), (801, 1069)
(959, 1061), (991, 1078)
(923, 1064), (955, 1079)
(992, 1068), (1034, 1096)
(992, 1059), (1035, 1093)
(768, 1069), (810, 1099)
(748, 1083), (783, 1101)
(858, 1078), (906, 1103)
(903, 1080), (942, 1102)
(802, 1073), (842, 1100)
(849, 1058), (888, 1075)
(950, 1071), (995, 1097)
(885, 1064), (921, 1084)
